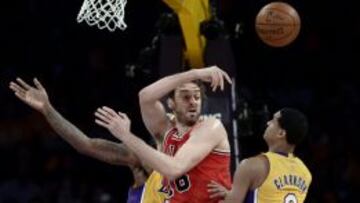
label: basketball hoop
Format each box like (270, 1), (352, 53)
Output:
(77, 0), (127, 32)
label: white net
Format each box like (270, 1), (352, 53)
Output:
(77, 0), (127, 32)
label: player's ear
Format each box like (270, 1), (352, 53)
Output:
(167, 98), (175, 110)
(278, 129), (286, 139)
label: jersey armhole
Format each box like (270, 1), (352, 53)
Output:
(161, 127), (175, 149)
(251, 154), (270, 190)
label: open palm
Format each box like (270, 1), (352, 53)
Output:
(94, 106), (131, 140)
(9, 78), (49, 113)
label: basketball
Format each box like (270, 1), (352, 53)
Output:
(255, 2), (301, 47)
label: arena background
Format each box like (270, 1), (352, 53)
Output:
(0, 0), (359, 202)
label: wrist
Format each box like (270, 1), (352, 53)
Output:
(119, 130), (133, 140)
(188, 68), (200, 80)
(120, 131), (141, 150)
(41, 102), (53, 115)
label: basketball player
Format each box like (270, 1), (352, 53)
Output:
(8, 78), (166, 203)
(94, 66), (233, 202)
(222, 108), (312, 203)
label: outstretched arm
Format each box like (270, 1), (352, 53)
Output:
(95, 106), (227, 180)
(44, 105), (139, 166)
(9, 78), (139, 166)
(139, 66), (232, 139)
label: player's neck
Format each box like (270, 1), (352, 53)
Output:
(175, 123), (191, 137)
(174, 120), (198, 137)
(268, 143), (295, 155)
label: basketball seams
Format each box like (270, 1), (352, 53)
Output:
(255, 2), (301, 47)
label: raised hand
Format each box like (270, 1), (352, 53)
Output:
(94, 106), (131, 140)
(207, 180), (229, 199)
(9, 78), (50, 114)
(196, 66), (232, 92)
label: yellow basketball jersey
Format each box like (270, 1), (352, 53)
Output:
(249, 152), (312, 203)
(141, 171), (166, 203)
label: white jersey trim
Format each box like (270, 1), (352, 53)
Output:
(254, 188), (258, 203)
(140, 184), (146, 203)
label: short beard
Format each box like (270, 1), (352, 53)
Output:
(185, 117), (198, 126)
(175, 112), (200, 127)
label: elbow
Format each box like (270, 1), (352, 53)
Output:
(167, 172), (182, 181)
(127, 153), (141, 167)
(76, 139), (93, 156)
(164, 164), (184, 181)
(138, 88), (151, 104)
(77, 145), (92, 156)
(165, 172), (179, 181)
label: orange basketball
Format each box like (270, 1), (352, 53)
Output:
(255, 2), (301, 47)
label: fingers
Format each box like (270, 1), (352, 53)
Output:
(215, 68), (232, 90)
(210, 180), (220, 184)
(208, 187), (221, 193)
(33, 78), (45, 90)
(207, 182), (223, 190)
(217, 70), (224, 91)
(96, 107), (113, 118)
(207, 183), (220, 188)
(95, 119), (109, 128)
(94, 107), (130, 134)
(9, 81), (26, 96)
(102, 106), (118, 117)
(95, 107), (128, 123)
(208, 185), (226, 199)
(210, 71), (217, 90)
(94, 110), (111, 124)
(207, 180), (227, 199)
(211, 71), (221, 92)
(209, 191), (225, 199)
(16, 78), (32, 90)
(221, 70), (232, 85)
(118, 112), (129, 121)
(14, 92), (27, 103)
(208, 66), (232, 92)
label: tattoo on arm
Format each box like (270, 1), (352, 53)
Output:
(44, 106), (138, 166)
(89, 139), (138, 165)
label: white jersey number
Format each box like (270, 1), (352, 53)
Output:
(284, 193), (298, 203)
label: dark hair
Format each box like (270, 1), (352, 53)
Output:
(278, 108), (308, 145)
(168, 80), (206, 99)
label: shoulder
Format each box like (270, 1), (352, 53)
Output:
(235, 155), (269, 189)
(238, 155), (268, 173)
(198, 116), (226, 132)
(191, 117), (227, 140)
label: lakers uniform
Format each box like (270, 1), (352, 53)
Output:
(245, 152), (312, 203)
(161, 127), (232, 203)
(127, 184), (145, 203)
(141, 171), (167, 203)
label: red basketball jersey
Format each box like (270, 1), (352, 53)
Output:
(161, 127), (231, 203)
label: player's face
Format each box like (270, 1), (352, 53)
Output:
(172, 83), (202, 126)
(263, 111), (283, 143)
